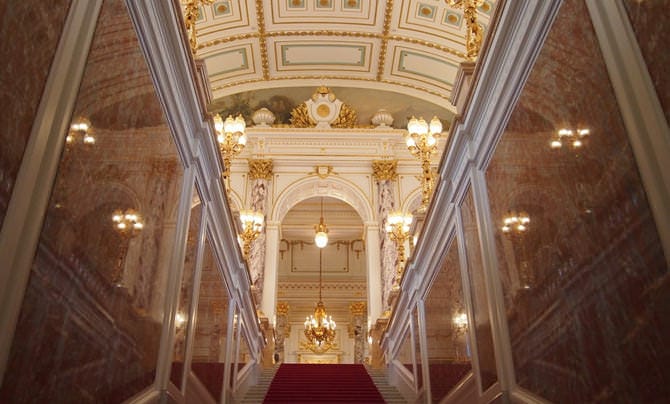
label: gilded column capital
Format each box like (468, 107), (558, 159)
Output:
(372, 160), (398, 181)
(349, 301), (367, 317)
(248, 158), (274, 180)
(276, 301), (290, 315)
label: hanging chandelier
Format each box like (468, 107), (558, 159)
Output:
(314, 197), (329, 248)
(304, 254), (336, 352)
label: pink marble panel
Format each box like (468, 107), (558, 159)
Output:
(485, 0), (669, 401)
(0, 0), (184, 402)
(188, 238), (230, 401)
(0, 0), (71, 228)
(424, 236), (472, 402)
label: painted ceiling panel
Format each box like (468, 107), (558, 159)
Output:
(191, 0), (498, 108)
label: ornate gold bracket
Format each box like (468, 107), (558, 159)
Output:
(445, 0), (485, 60)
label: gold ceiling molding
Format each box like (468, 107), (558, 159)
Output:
(199, 30), (466, 60)
(254, 0), (269, 80)
(212, 75), (451, 102)
(198, 32), (261, 50)
(377, 0), (394, 81)
(248, 158), (273, 180)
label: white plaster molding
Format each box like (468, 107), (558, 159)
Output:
(270, 175), (374, 224)
(0, 0), (103, 384)
(586, 0), (670, 267)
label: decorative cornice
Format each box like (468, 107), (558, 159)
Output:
(212, 75), (453, 102)
(248, 158), (273, 180)
(372, 160), (398, 181)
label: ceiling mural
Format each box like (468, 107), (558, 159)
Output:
(192, 0), (497, 111)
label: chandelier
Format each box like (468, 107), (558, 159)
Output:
(405, 116), (443, 209)
(314, 197), (329, 248)
(304, 255), (336, 352)
(212, 113), (247, 179)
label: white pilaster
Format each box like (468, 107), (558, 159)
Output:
(365, 222), (382, 324)
(261, 222), (280, 321)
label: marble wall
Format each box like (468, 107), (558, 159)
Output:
(0, 0), (184, 402)
(0, 0), (71, 228)
(484, 0), (669, 401)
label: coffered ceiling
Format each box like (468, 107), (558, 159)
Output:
(192, 0), (497, 111)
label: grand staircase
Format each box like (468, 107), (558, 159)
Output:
(238, 363), (405, 403)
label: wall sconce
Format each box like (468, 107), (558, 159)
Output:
(239, 209), (264, 259)
(405, 116), (442, 210)
(501, 212), (530, 234)
(66, 117), (95, 146)
(386, 211), (413, 289)
(213, 113), (247, 180)
(550, 128), (590, 149)
(112, 209), (144, 286)
(501, 211), (533, 289)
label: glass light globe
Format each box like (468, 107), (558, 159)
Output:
(314, 231), (328, 248)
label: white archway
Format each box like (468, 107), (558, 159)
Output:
(261, 174), (383, 328)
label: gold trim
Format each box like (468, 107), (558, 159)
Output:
(308, 165), (337, 179)
(255, 0), (270, 79)
(182, 0), (215, 56)
(377, 0), (394, 80)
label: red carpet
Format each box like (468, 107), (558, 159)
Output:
(263, 364), (385, 403)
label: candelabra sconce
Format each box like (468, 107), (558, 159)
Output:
(66, 117), (96, 146)
(213, 113), (247, 181)
(239, 209), (264, 259)
(386, 211), (413, 289)
(501, 211), (533, 288)
(405, 116), (443, 210)
(112, 209), (144, 287)
(550, 128), (590, 150)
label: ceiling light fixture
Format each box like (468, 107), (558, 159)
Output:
(304, 253), (336, 352)
(314, 197), (329, 248)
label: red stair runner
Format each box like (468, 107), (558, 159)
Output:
(263, 364), (385, 403)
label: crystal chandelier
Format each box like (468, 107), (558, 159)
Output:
(304, 255), (336, 352)
(314, 197), (329, 248)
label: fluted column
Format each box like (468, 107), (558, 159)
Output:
(372, 160), (398, 310)
(247, 159), (273, 304)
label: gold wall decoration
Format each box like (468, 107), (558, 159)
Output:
(248, 158), (274, 180)
(372, 160), (398, 181)
(309, 165), (337, 179)
(289, 87), (358, 128)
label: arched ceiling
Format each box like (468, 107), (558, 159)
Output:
(193, 0), (497, 112)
